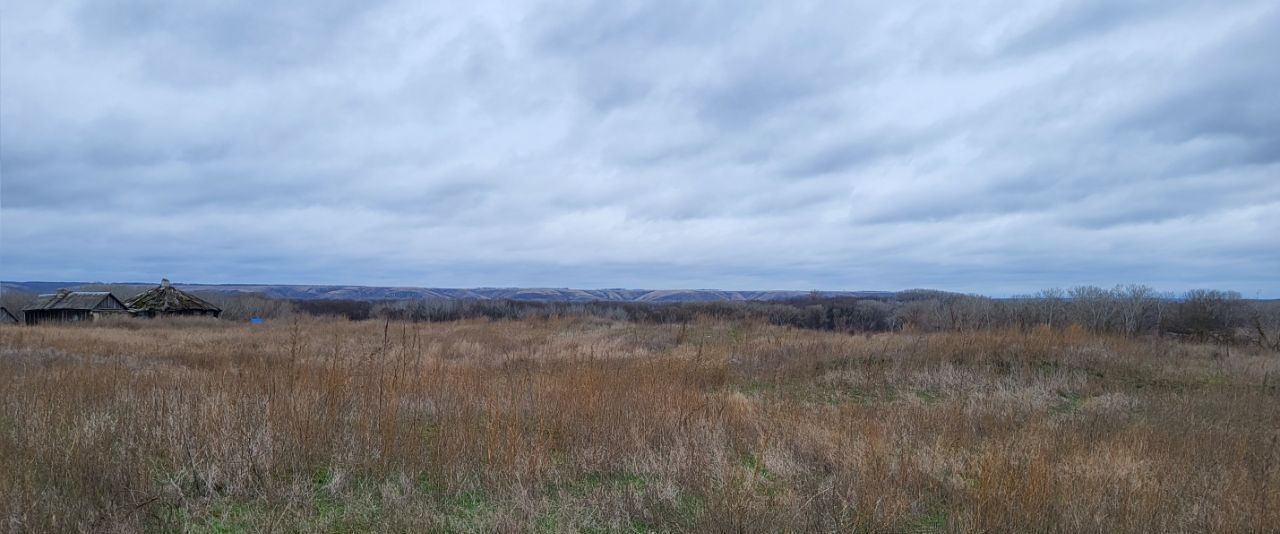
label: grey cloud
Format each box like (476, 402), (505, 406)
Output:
(75, 0), (383, 85)
(534, 1), (736, 53)
(694, 72), (821, 131)
(2, 0), (1278, 295)
(997, 0), (1160, 57)
(1120, 9), (1280, 166)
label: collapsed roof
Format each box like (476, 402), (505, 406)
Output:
(125, 279), (222, 314)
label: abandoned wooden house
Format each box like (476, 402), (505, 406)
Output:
(0, 307), (18, 325)
(125, 279), (222, 318)
(22, 289), (129, 325)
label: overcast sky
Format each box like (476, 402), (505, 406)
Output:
(2, 0), (1277, 295)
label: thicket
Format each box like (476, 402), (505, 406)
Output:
(320, 286), (1278, 349)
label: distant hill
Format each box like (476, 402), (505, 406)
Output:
(1, 281), (894, 303)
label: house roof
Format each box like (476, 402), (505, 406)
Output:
(125, 279), (221, 313)
(23, 290), (124, 311)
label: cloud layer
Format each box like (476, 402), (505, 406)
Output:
(2, 0), (1278, 295)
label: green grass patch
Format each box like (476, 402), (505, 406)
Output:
(448, 489), (487, 513)
(311, 466), (334, 488)
(435, 488), (493, 532)
(803, 384), (899, 405)
(676, 493), (706, 523)
(904, 508), (948, 533)
(738, 453), (787, 498)
(741, 453), (772, 480)
(732, 381), (771, 395)
(0, 416), (15, 438)
(148, 466), (389, 533)
(553, 470), (649, 498)
(814, 355), (892, 374)
(534, 509), (562, 533)
(1051, 391), (1084, 414)
(914, 387), (945, 403)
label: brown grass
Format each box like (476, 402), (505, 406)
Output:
(0, 317), (1277, 533)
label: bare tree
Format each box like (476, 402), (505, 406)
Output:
(201, 293), (296, 321)
(1, 290), (37, 317)
(1165, 289), (1243, 343)
(1245, 300), (1280, 351)
(1037, 288), (1067, 329)
(1069, 286), (1118, 333)
(1116, 284), (1157, 336)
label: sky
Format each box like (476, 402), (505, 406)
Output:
(1, 0), (1278, 296)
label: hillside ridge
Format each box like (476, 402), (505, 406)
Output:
(0, 281), (893, 303)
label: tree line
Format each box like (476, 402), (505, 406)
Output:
(197, 285), (1279, 349)
(3, 283), (1275, 349)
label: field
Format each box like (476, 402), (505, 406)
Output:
(1, 317), (1277, 533)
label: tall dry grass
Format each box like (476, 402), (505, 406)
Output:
(0, 317), (1277, 532)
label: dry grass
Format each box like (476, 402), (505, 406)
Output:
(0, 317), (1277, 533)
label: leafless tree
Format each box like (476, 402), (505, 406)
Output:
(201, 293), (296, 321)
(1116, 284), (1157, 336)
(1165, 289), (1243, 343)
(1245, 300), (1280, 350)
(1, 290), (37, 317)
(1069, 286), (1118, 333)
(1037, 288), (1067, 329)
